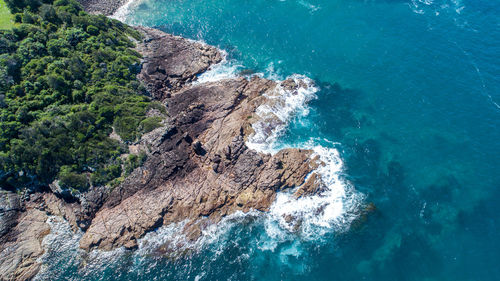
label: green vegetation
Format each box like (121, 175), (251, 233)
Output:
(0, 0), (14, 30)
(0, 0), (160, 192)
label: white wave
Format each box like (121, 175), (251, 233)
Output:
(34, 216), (83, 280)
(264, 143), (364, 243)
(297, 0), (321, 13)
(243, 68), (364, 245)
(111, 0), (142, 22)
(35, 216), (131, 280)
(134, 210), (262, 260)
(238, 63), (364, 248)
(246, 75), (319, 154)
(193, 51), (243, 84)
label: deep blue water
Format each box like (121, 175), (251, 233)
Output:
(37, 0), (500, 280)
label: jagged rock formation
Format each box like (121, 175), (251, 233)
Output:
(135, 27), (223, 100)
(80, 75), (319, 250)
(0, 24), (321, 280)
(0, 194), (50, 281)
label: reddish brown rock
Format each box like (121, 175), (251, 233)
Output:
(0, 24), (322, 267)
(80, 76), (319, 251)
(135, 27), (223, 100)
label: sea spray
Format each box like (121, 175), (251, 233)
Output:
(266, 144), (364, 241)
(246, 75), (319, 153)
(35, 216), (83, 280)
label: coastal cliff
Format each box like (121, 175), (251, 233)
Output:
(0, 4), (324, 280)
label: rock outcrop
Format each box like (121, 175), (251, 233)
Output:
(135, 27), (223, 100)
(0, 194), (49, 281)
(0, 192), (21, 242)
(0, 191), (105, 280)
(0, 22), (323, 279)
(80, 73), (319, 250)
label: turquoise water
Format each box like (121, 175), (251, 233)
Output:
(38, 0), (500, 280)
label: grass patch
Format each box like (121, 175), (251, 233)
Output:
(0, 0), (13, 30)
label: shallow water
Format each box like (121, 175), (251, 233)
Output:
(38, 0), (500, 279)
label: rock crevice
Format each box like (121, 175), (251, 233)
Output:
(79, 28), (320, 251)
(0, 25), (322, 280)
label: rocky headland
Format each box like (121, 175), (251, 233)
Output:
(0, 4), (325, 281)
(80, 26), (321, 251)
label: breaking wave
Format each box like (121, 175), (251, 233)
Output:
(193, 51), (243, 84)
(246, 74), (318, 153)
(33, 47), (364, 279)
(243, 69), (364, 244)
(111, 0), (141, 21)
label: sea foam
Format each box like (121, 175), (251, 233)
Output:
(193, 51), (243, 84)
(33, 46), (363, 277)
(34, 216), (83, 280)
(246, 74), (318, 153)
(242, 69), (364, 245)
(110, 0), (139, 21)
(266, 144), (364, 241)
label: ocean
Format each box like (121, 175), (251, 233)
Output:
(36, 0), (500, 280)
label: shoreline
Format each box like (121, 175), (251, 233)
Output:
(1, 2), (363, 280)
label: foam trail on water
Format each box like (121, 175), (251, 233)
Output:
(266, 143), (364, 242)
(297, 0), (321, 13)
(244, 71), (364, 246)
(246, 75), (318, 153)
(408, 0), (466, 20)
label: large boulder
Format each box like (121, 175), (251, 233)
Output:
(135, 27), (223, 100)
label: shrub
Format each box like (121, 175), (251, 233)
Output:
(86, 25), (98, 35)
(58, 166), (89, 191)
(139, 116), (162, 134)
(0, 0), (154, 192)
(113, 116), (139, 143)
(124, 152), (147, 175)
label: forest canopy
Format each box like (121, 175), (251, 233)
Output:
(0, 0), (160, 193)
